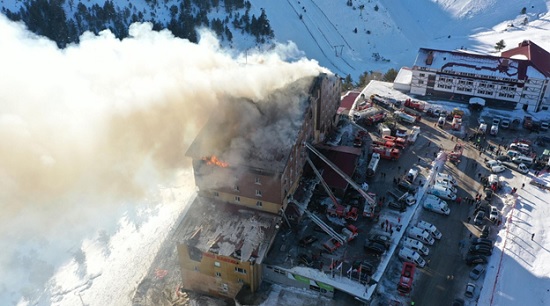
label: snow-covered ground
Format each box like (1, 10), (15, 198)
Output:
(2, 0), (550, 305)
(255, 0), (550, 79)
(477, 172), (550, 306)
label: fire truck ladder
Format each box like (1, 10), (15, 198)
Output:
(306, 157), (340, 208)
(304, 142), (377, 214)
(303, 210), (345, 245)
(304, 157), (345, 244)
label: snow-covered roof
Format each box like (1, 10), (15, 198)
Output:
(180, 197), (280, 263)
(502, 40), (550, 78)
(414, 48), (546, 81)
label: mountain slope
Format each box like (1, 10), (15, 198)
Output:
(253, 0), (550, 79)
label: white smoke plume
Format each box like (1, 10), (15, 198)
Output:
(0, 14), (329, 304)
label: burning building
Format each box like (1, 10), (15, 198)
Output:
(178, 73), (341, 298)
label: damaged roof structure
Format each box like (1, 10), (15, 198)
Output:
(181, 197), (280, 263)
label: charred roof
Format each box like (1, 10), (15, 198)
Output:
(186, 76), (317, 173)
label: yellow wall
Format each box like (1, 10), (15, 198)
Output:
(199, 189), (282, 215)
(177, 244), (262, 298)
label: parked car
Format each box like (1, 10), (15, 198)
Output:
(491, 165), (506, 173)
(485, 160), (502, 168)
(469, 245), (492, 256)
(364, 241), (386, 255)
(465, 283), (476, 298)
(469, 264), (486, 280)
(299, 235), (318, 247)
(388, 200), (407, 212)
(368, 234), (391, 250)
(471, 238), (493, 247)
(397, 180), (418, 194)
(350, 269), (370, 284)
(352, 260), (375, 276)
(480, 225), (491, 238)
(465, 254), (488, 265)
(495, 155), (510, 162)
(474, 211), (485, 226)
(490, 206), (499, 223)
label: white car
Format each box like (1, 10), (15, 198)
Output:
(434, 180), (458, 194)
(490, 206), (499, 222)
(491, 165), (506, 173)
(485, 160), (501, 168)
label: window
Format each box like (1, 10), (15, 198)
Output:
(194, 266), (199, 271)
(255, 177), (261, 185)
(214, 261), (221, 267)
(213, 191), (219, 197)
(234, 185), (239, 191)
(255, 190), (262, 197)
(419, 73), (425, 77)
(237, 278), (244, 284)
(235, 196), (240, 202)
(256, 201), (263, 207)
(418, 80), (424, 85)
(215, 272), (222, 277)
(235, 267), (247, 274)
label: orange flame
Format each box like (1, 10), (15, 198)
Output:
(203, 156), (229, 168)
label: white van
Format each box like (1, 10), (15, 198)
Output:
(407, 168), (419, 183)
(429, 185), (457, 201)
(509, 143), (530, 153)
(416, 221), (442, 240)
(512, 155), (534, 166)
(436, 173), (457, 185)
(490, 124), (498, 136)
(506, 150), (523, 158)
(437, 116), (446, 127)
(398, 247), (426, 268)
(407, 226), (435, 245)
(434, 180), (457, 194)
(402, 237), (429, 256)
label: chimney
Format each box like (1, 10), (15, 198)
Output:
(520, 40), (529, 47)
(426, 51), (434, 65)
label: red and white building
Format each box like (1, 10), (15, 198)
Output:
(399, 40), (550, 112)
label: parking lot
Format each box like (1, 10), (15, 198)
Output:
(387, 104), (548, 305)
(261, 81), (550, 306)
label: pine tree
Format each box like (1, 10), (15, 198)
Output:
(495, 40), (506, 52)
(383, 68), (398, 82)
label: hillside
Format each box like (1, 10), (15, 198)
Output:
(2, 0), (550, 81)
(256, 0), (550, 79)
